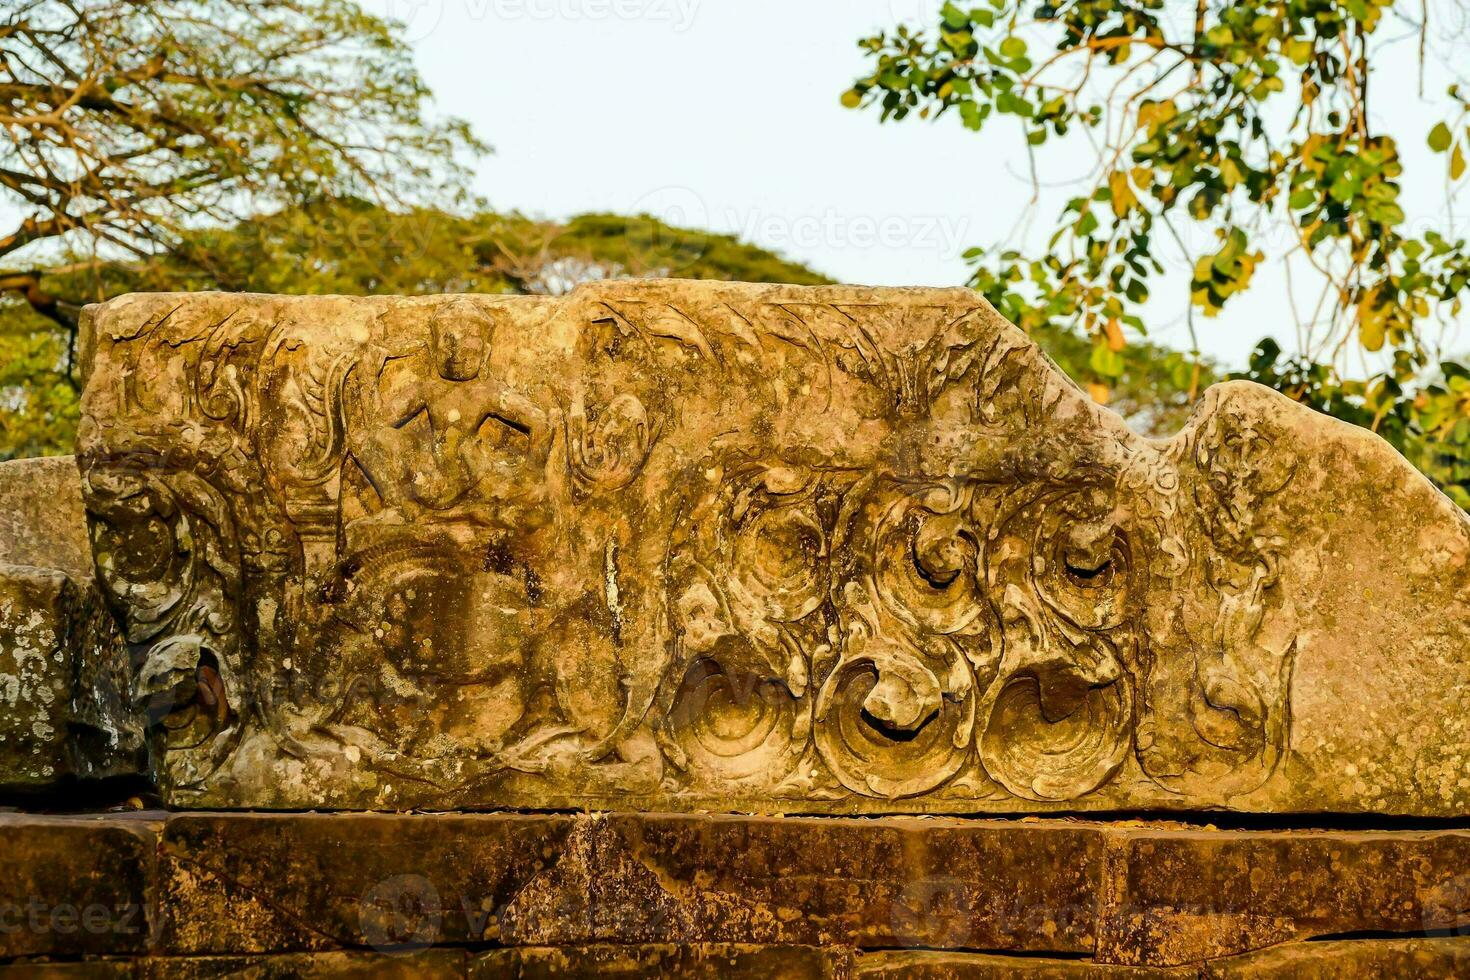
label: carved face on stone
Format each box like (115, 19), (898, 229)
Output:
(428, 305), (491, 382)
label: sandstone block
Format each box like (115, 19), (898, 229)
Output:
(496, 813), (1101, 952)
(470, 944), (845, 979)
(0, 951), (464, 979)
(1199, 937), (1470, 978)
(0, 564), (143, 790)
(0, 814), (156, 959)
(1096, 827), (1470, 966)
(151, 811), (1098, 956)
(0, 457), (93, 582)
(0, 812), (1466, 971)
(851, 950), (1185, 978)
(72, 283), (1470, 814)
(155, 812), (573, 955)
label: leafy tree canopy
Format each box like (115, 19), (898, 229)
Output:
(0, 0), (482, 323)
(844, 0), (1470, 505)
(0, 199), (1203, 458)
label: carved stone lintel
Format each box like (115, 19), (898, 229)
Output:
(72, 281), (1470, 814)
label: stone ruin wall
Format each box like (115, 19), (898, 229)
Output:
(0, 280), (1468, 977)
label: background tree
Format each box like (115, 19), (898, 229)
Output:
(844, 0), (1470, 505)
(0, 0), (1212, 460)
(0, 200), (839, 458)
(0, 0), (481, 453)
(1, 197), (1202, 458)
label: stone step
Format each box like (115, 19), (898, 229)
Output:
(1, 811), (1468, 969)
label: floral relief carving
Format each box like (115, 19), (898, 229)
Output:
(76, 282), (1434, 815)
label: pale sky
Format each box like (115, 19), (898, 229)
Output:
(381, 0), (1468, 372)
(1, 2), (1460, 371)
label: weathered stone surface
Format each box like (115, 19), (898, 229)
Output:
(1200, 937), (1470, 978)
(497, 814), (1101, 952)
(149, 811), (1097, 955)
(142, 811), (1470, 964)
(149, 951), (465, 978)
(0, 455), (145, 791)
(470, 944), (845, 978)
(155, 812), (572, 954)
(0, 812), (1466, 970)
(1096, 827), (1470, 966)
(0, 951), (464, 978)
(6, 943), (1470, 979)
(850, 950), (1185, 978)
(0, 961), (134, 978)
(0, 814), (156, 959)
(0, 564), (143, 790)
(73, 282), (1470, 813)
(0, 457), (93, 583)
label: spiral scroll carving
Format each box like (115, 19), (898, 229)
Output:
(72, 287), (1327, 814)
(665, 656), (802, 782)
(973, 486), (1135, 802)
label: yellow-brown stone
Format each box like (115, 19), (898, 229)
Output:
(67, 282), (1470, 814)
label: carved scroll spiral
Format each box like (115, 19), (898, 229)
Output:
(976, 486), (1134, 802)
(657, 467), (828, 786)
(665, 656), (801, 781)
(566, 393), (659, 495)
(815, 480), (981, 799)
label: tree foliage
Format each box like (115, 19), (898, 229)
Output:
(845, 0), (1470, 505)
(0, 293), (76, 460)
(0, 198), (1203, 458)
(0, 0), (481, 355)
(0, 0), (481, 459)
(0, 201), (838, 458)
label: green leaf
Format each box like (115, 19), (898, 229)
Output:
(999, 36), (1027, 60)
(1089, 343), (1126, 378)
(1284, 38), (1313, 65)
(1453, 144), (1467, 181)
(1372, 202), (1406, 225)
(1359, 313), (1386, 352)
(1429, 122), (1453, 153)
(840, 90), (862, 109)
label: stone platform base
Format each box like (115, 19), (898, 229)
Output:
(2, 812), (1469, 976)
